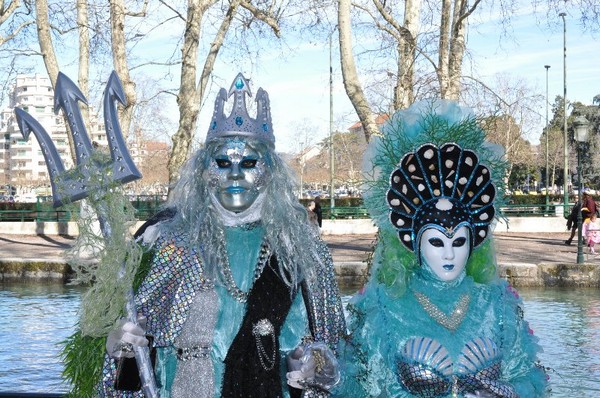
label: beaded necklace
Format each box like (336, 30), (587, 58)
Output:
(217, 224), (271, 303)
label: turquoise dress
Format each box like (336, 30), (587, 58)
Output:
(334, 268), (548, 397)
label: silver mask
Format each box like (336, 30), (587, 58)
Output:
(205, 138), (270, 213)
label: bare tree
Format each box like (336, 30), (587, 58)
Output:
(166, 0), (283, 190)
(336, 0), (484, 143)
(338, 0), (379, 142)
(109, 0), (148, 136)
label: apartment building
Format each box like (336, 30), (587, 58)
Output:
(0, 74), (109, 190)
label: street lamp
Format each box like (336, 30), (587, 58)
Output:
(573, 115), (590, 264)
(560, 12), (568, 217)
(329, 26), (336, 210)
(544, 65), (550, 211)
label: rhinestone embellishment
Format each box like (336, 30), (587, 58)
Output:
(252, 318), (276, 371)
(413, 291), (471, 331)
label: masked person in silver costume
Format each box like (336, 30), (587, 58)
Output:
(100, 73), (345, 397)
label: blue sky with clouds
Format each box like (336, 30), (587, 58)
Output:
(203, 5), (599, 153)
(17, 3), (599, 154)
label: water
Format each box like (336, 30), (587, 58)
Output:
(0, 282), (83, 394)
(518, 287), (600, 397)
(0, 283), (599, 397)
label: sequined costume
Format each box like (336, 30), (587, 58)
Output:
(99, 219), (344, 397)
(333, 100), (548, 398)
(96, 72), (345, 397)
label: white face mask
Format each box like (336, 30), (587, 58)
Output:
(419, 226), (470, 282)
(205, 138), (270, 213)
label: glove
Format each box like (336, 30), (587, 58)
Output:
(286, 342), (340, 392)
(106, 316), (149, 359)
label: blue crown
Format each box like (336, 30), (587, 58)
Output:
(206, 73), (274, 146)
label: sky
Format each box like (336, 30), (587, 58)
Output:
(197, 3), (600, 153)
(15, 2), (600, 154)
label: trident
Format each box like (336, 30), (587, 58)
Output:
(14, 71), (158, 397)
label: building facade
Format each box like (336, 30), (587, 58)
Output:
(0, 74), (108, 196)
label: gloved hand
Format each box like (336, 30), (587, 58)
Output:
(106, 315), (149, 359)
(286, 342), (340, 391)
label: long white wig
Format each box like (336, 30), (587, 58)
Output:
(160, 137), (322, 294)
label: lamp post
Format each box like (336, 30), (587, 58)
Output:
(544, 65), (550, 211)
(573, 115), (590, 264)
(329, 27), (336, 210)
(560, 12), (568, 217)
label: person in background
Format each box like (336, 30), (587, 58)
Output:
(565, 201), (581, 245)
(307, 200), (319, 230)
(583, 212), (600, 254)
(313, 195), (323, 228)
(582, 190), (597, 221)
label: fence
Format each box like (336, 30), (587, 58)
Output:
(0, 202), (571, 223)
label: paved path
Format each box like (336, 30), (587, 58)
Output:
(1, 231), (597, 266)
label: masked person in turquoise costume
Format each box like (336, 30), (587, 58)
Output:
(333, 100), (548, 398)
(97, 73), (345, 397)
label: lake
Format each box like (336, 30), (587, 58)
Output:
(0, 282), (598, 397)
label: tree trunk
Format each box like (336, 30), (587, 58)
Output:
(438, 0), (451, 98)
(110, 0), (137, 137)
(438, 0), (480, 100)
(446, 0), (468, 100)
(338, 0), (378, 142)
(167, 0), (238, 194)
(35, 0), (79, 163)
(394, 0), (420, 110)
(77, 0), (90, 133)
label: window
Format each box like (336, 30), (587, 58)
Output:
(22, 87), (28, 92)
(17, 150), (27, 156)
(35, 106), (45, 113)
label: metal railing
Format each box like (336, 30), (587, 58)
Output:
(0, 203), (573, 222)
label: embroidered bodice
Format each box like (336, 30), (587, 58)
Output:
(397, 337), (516, 398)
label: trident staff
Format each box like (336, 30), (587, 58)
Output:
(14, 72), (158, 397)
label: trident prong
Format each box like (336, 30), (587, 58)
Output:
(14, 72), (159, 397)
(14, 72), (142, 208)
(103, 71), (142, 184)
(54, 71), (94, 165)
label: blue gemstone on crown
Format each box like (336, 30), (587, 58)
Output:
(235, 116), (243, 126)
(211, 121), (217, 129)
(263, 123), (269, 132)
(235, 78), (244, 90)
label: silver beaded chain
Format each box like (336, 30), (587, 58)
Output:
(252, 319), (276, 371)
(217, 228), (270, 303)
